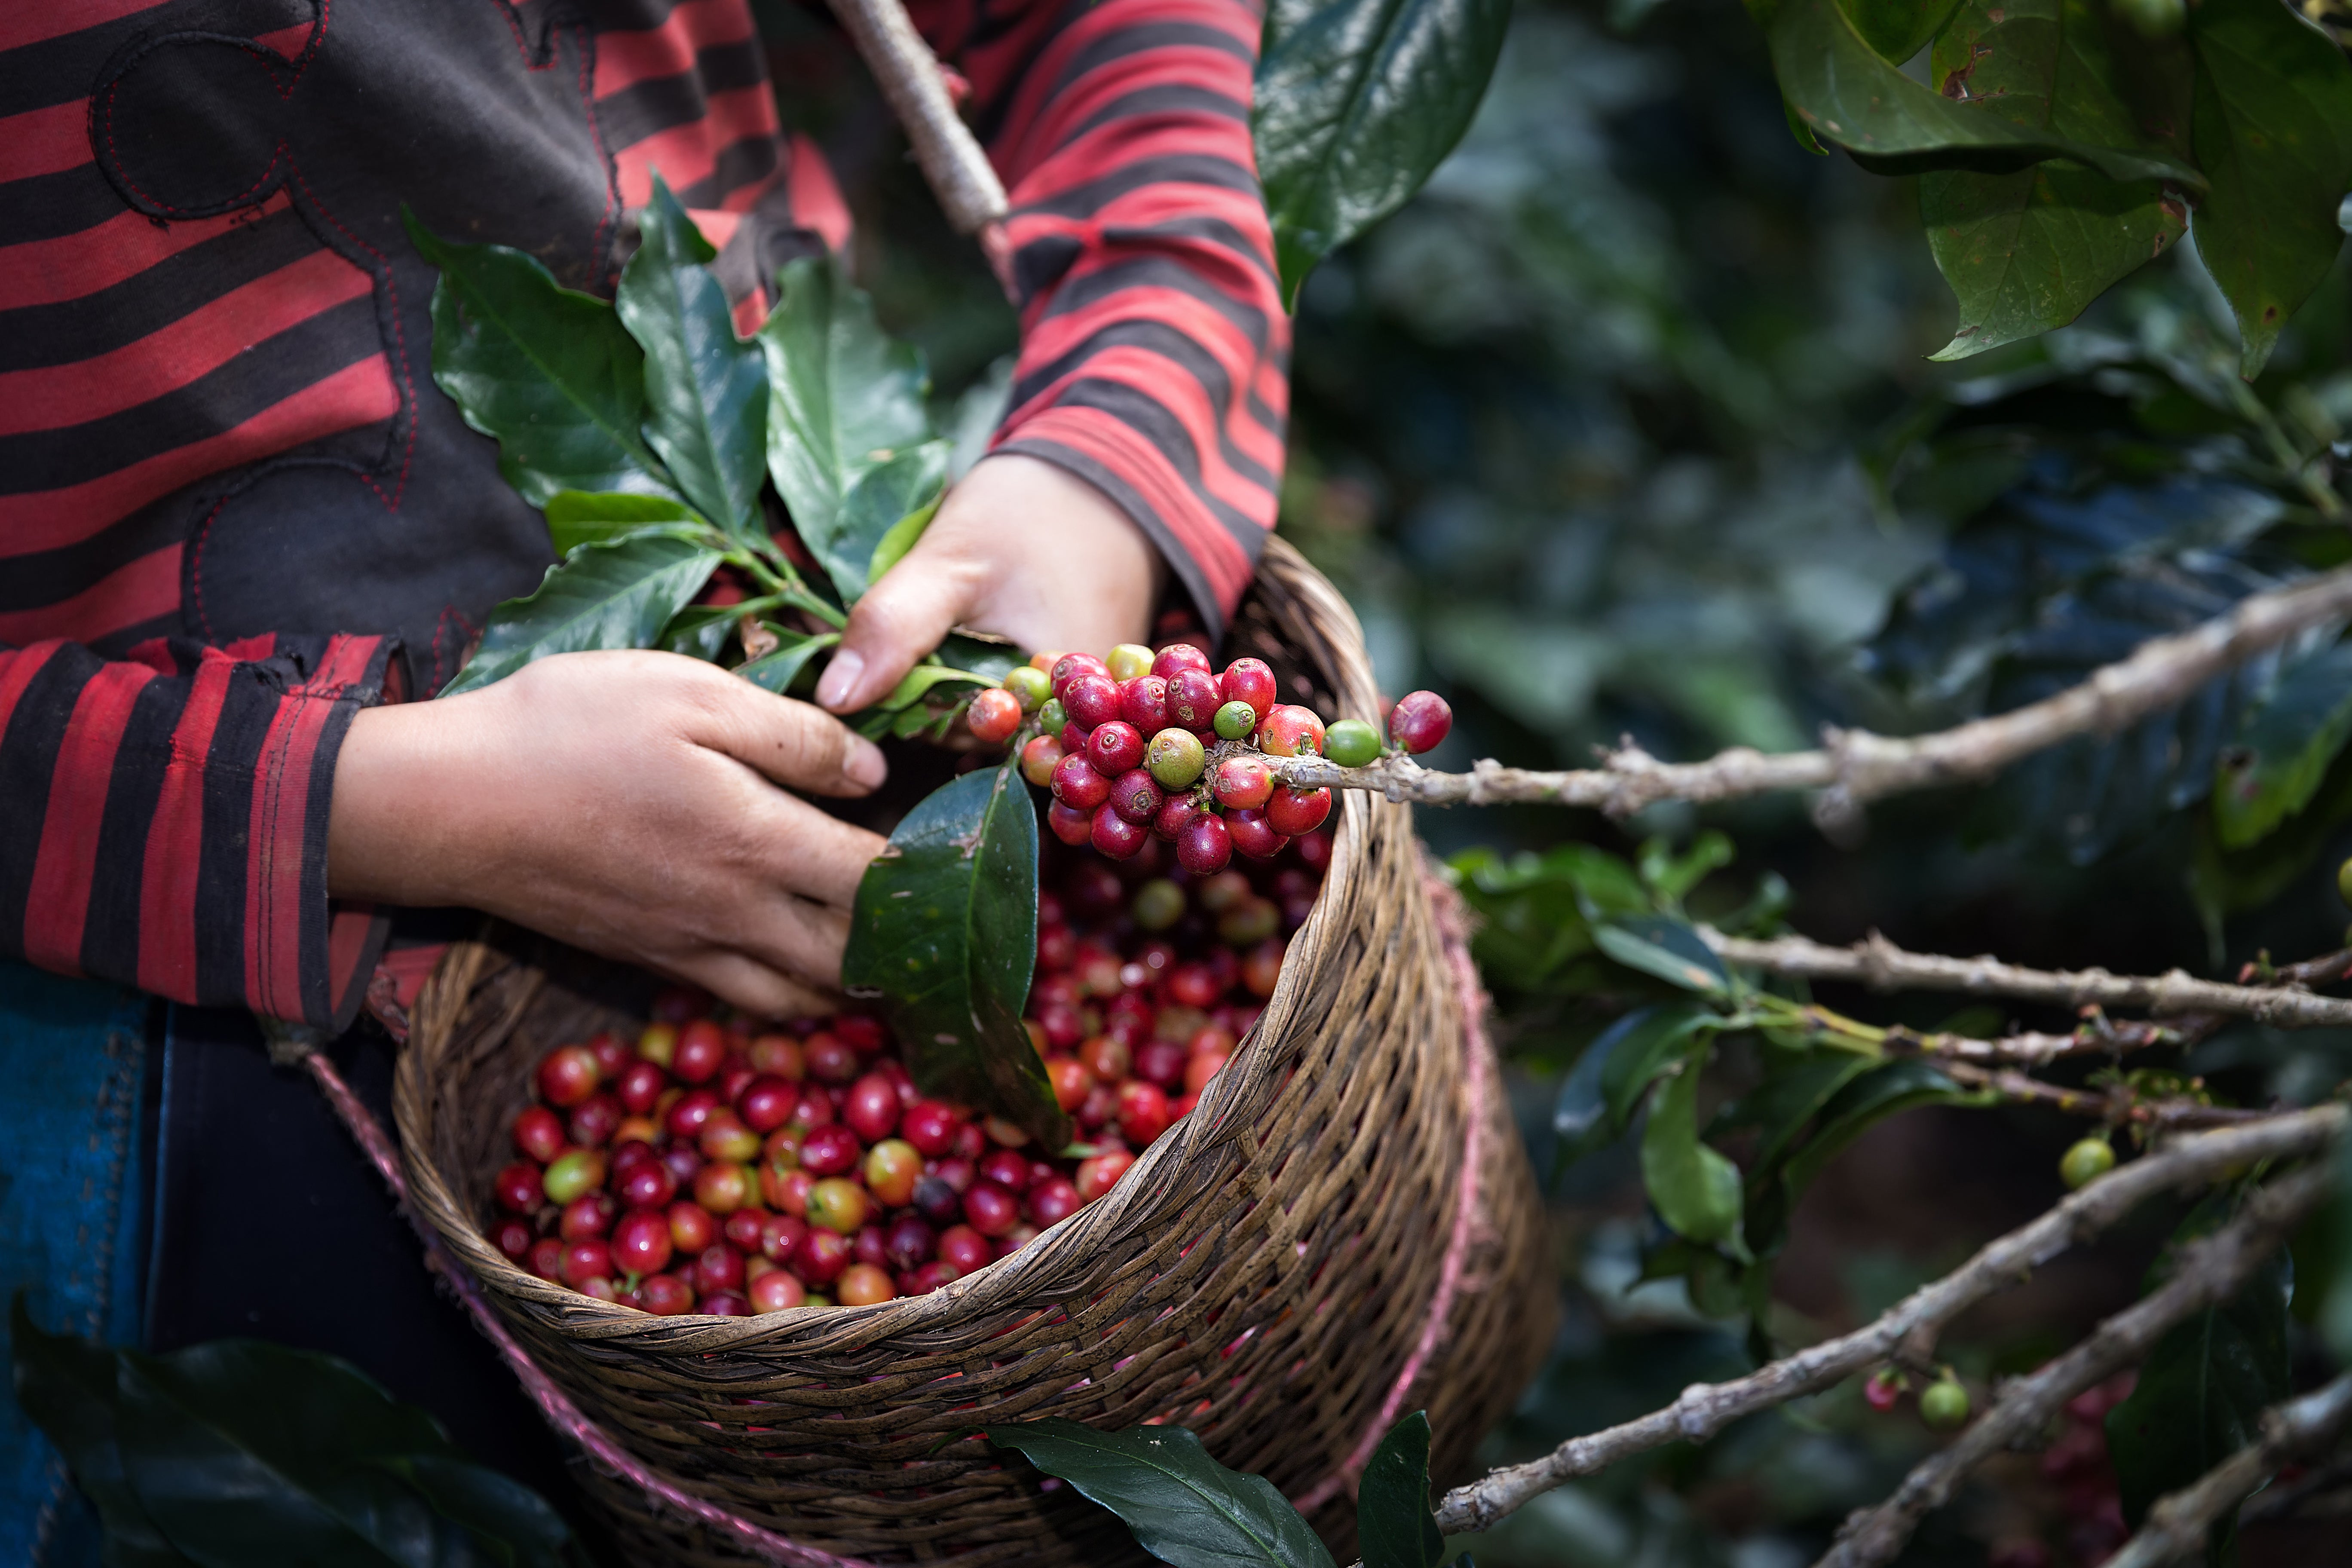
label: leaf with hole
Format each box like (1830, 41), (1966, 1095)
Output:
(1255, 0), (1514, 304)
(842, 764), (1066, 1146)
(440, 533), (723, 696)
(1356, 1412), (1442, 1568)
(617, 178), (769, 536)
(986, 1418), (1336, 1568)
(404, 213), (672, 508)
(2212, 640), (2352, 848)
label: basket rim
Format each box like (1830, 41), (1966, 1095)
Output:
(392, 537), (1409, 1356)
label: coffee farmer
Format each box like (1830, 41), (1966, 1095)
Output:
(0, 0), (1286, 1550)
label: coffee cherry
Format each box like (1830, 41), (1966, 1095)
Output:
(1184, 1050), (1229, 1095)
(864, 1139), (923, 1207)
(967, 688), (1023, 744)
(1090, 806), (1149, 859)
(1107, 643), (1157, 682)
(1051, 753), (1112, 810)
(636, 1022), (678, 1068)
(1214, 656), (1271, 710)
(700, 1111), (761, 1164)
(1003, 665), (1052, 711)
(842, 1072), (899, 1143)
(1863, 1367), (1905, 1413)
(735, 1075), (795, 1134)
(1266, 785), (1332, 837)
(700, 1292), (748, 1316)
(1145, 728), (1207, 789)
(1132, 879), (1185, 931)
(1242, 938), (1286, 998)
(905, 1261), (961, 1296)
(615, 1060), (667, 1117)
(748, 1032), (804, 1080)
(1135, 1039), (1187, 1089)
(673, 1020), (727, 1085)
(722, 1209), (767, 1256)
(1167, 814), (1228, 876)
(560, 1191), (618, 1240)
(1045, 1057), (1095, 1113)
(1257, 704), (1326, 758)
(896, 1099), (959, 1158)
(937, 1223), (991, 1274)
(1213, 701), (1259, 741)
(542, 1149), (606, 1206)
(1152, 643), (1212, 680)
(1016, 735), (1064, 790)
(805, 1176), (872, 1235)
(660, 1142), (704, 1192)
(526, 1237), (567, 1281)
(750, 1268), (807, 1312)
(1088, 721), (1146, 777)
(1225, 808), (1289, 860)
(1064, 674), (1122, 730)
(1074, 1151), (1135, 1202)
(665, 1088), (720, 1141)
(1121, 675), (1172, 733)
(1047, 800), (1095, 846)
(796, 1124), (861, 1178)
(1150, 795), (1198, 842)
(667, 1200), (719, 1255)
(494, 1162), (542, 1214)
(805, 1032), (860, 1084)
(1109, 769), (1165, 824)
(560, 1239), (612, 1288)
(1050, 652), (1111, 695)
(963, 1179), (1020, 1237)
(513, 1106), (567, 1164)
(537, 1045), (601, 1108)
(1325, 719), (1381, 768)
(974, 1148), (1028, 1192)
(1920, 1375), (1970, 1431)
(693, 1161), (753, 1214)
(489, 1219), (533, 1263)
(1166, 962), (1221, 1010)
(1387, 691), (1451, 754)
(610, 1209), (675, 1277)
(794, 1227), (851, 1285)
(1028, 1176), (1083, 1228)
(1167, 668), (1222, 733)
(619, 1158), (678, 1211)
(1210, 755), (1274, 811)
(1118, 1081), (1172, 1146)
(2060, 1137), (2116, 1189)
(690, 1242), (746, 1297)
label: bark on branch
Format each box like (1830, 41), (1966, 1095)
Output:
(2103, 1372), (2352, 1568)
(1427, 1106), (2344, 1537)
(1815, 1164), (2332, 1568)
(1703, 927), (2352, 1030)
(1274, 564), (2352, 820)
(821, 0), (1008, 235)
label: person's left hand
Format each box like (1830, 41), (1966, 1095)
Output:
(811, 454), (1169, 713)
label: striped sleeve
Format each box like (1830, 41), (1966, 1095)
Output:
(0, 633), (397, 1031)
(944, 0), (1290, 641)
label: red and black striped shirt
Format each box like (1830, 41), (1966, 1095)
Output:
(0, 0), (1287, 1029)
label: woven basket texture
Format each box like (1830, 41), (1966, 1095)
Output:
(395, 539), (1553, 1565)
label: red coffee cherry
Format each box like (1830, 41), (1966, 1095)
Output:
(693, 1161), (753, 1214)
(494, 1162), (543, 1214)
(1020, 734), (1064, 787)
(937, 1224), (992, 1274)
(536, 1045), (601, 1108)
(966, 688), (1023, 744)
(615, 1060), (667, 1117)
(1084, 720), (1143, 777)
(618, 1158), (678, 1211)
(611, 1210), (675, 1276)
(513, 1106), (566, 1164)
(1387, 690), (1452, 754)
(750, 1269), (806, 1312)
(1028, 1177), (1083, 1228)
(1109, 768), (1165, 824)
(672, 1020), (727, 1084)
(1063, 673), (1122, 730)
(638, 1272), (695, 1314)
(804, 1032), (860, 1084)
(1210, 755), (1274, 811)
(1120, 675), (1171, 732)
(1090, 806), (1149, 859)
(1225, 808), (1289, 860)
(738, 1075), (799, 1133)
(1219, 658), (1277, 716)
(1265, 785), (1332, 836)
(1153, 794), (1200, 842)
(1051, 753), (1112, 810)
(1152, 643), (1212, 680)
(843, 1072), (900, 1143)
(900, 1099), (963, 1158)
(665, 1088), (720, 1140)
(1177, 814), (1234, 875)
(1118, 1081), (1173, 1146)
(1074, 1151), (1135, 1202)
(560, 1239), (612, 1288)
(527, 1237), (567, 1282)
(667, 1200), (719, 1255)
(1050, 652), (1110, 697)
(1243, 938), (1286, 998)
(1134, 1040), (1187, 1089)
(691, 1242), (746, 1296)
(963, 1180), (1020, 1237)
(1256, 704), (1326, 758)
(1046, 1057), (1093, 1111)
(1166, 668), (1222, 733)
(700, 1292), (747, 1316)
(560, 1191), (617, 1239)
(795, 1228), (851, 1285)
(1047, 800), (1095, 846)
(798, 1124), (862, 1178)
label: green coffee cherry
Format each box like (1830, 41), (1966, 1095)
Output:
(1133, 878), (1185, 931)
(2337, 855), (2352, 908)
(1919, 1374), (1970, 1431)
(1038, 697), (1068, 733)
(1003, 665), (1051, 711)
(1325, 719), (1382, 768)
(2060, 1136), (2116, 1189)
(2113, 0), (2184, 36)
(1146, 728), (1207, 788)
(1106, 643), (1157, 682)
(1213, 701), (1259, 741)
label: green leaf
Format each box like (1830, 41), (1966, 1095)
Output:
(876, 661), (997, 713)
(373, 1455), (579, 1568)
(1635, 831), (1734, 905)
(816, 441), (952, 602)
(2185, 0), (2352, 379)
(441, 533), (722, 696)
(841, 765), (1067, 1146)
(1640, 1051), (1748, 1256)
(2212, 641), (2352, 847)
(1601, 1003), (1720, 1134)
(657, 603), (743, 661)
(542, 490), (701, 557)
(1255, 0), (1514, 304)
(404, 212), (671, 508)
(1715, 1050), (1880, 1177)
(2107, 1194), (2294, 1560)
(12, 1297), (197, 1567)
(1763, 0), (2200, 185)
(735, 631), (839, 694)
(616, 178), (768, 535)
(758, 256), (936, 588)
(1356, 1413), (1442, 1568)
(866, 486), (943, 587)
(1592, 916), (1731, 994)
(985, 1419), (1337, 1568)
(1841, 0), (1963, 64)
(1782, 1060), (1983, 1193)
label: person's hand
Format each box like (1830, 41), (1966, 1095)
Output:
(327, 650), (890, 1017)
(813, 453), (1167, 713)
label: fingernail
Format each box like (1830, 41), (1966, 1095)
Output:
(816, 649), (864, 710)
(844, 737), (888, 790)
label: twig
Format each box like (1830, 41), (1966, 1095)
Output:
(1927, 1059), (2263, 1129)
(1883, 1019), (2183, 1068)
(2104, 1372), (2352, 1568)
(819, 0), (1008, 236)
(1704, 928), (2352, 1030)
(1815, 1165), (2333, 1568)
(1427, 1106), (2345, 1536)
(2242, 1449), (2352, 1523)
(1272, 564), (2352, 819)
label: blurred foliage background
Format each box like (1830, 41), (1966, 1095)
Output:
(775, 1), (2352, 1561)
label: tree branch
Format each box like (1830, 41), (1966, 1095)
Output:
(2102, 1372), (2352, 1568)
(1703, 928), (2352, 1030)
(1428, 1106), (2344, 1536)
(1814, 1165), (2333, 1568)
(1273, 564), (2352, 820)
(820, 0), (1008, 235)
(1926, 1059), (2264, 1129)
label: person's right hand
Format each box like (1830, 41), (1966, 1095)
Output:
(326, 649), (891, 1018)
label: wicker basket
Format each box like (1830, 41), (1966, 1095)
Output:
(394, 539), (1553, 1565)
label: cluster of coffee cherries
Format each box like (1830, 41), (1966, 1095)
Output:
(490, 831), (1325, 1316)
(964, 643), (1450, 875)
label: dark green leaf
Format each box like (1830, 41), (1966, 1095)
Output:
(1255, 0), (1514, 303)
(818, 441), (952, 602)
(542, 490), (701, 557)
(2212, 640), (2352, 847)
(2187, 0), (2352, 379)
(2107, 1194), (2294, 1560)
(1592, 916), (1730, 994)
(735, 631), (839, 694)
(404, 213), (671, 507)
(374, 1456), (577, 1568)
(1641, 1050), (1748, 1256)
(986, 1419), (1336, 1568)
(1714, 1050), (1879, 1176)
(934, 634), (1028, 686)
(441, 534), (722, 697)
(1554, 1006), (1661, 1152)
(842, 765), (1066, 1146)
(11, 1297), (196, 1567)
(1764, 0), (2199, 185)
(1840, 0), (1963, 64)
(1356, 1412), (1442, 1568)
(758, 256), (936, 585)
(616, 178), (768, 534)
(1782, 1059), (1983, 1193)
(657, 603), (742, 661)
(1600, 1003), (1718, 1133)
